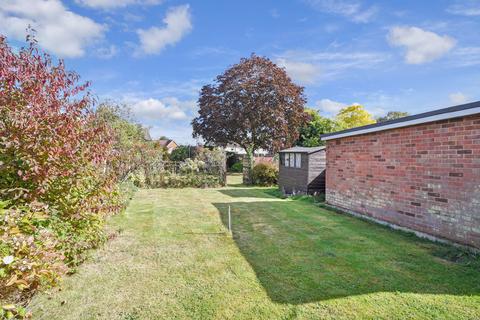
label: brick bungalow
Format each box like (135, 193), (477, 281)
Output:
(321, 101), (480, 249)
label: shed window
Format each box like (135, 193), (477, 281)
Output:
(295, 153), (301, 168)
(281, 152), (302, 168)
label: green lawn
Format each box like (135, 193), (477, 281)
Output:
(28, 175), (480, 319)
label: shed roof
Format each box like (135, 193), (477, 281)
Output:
(321, 100), (480, 141)
(279, 146), (325, 154)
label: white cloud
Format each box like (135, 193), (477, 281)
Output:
(76, 0), (161, 9)
(132, 97), (193, 121)
(446, 1), (480, 16)
(127, 96), (197, 143)
(95, 45), (117, 59)
(148, 124), (194, 142)
(137, 5), (192, 55)
(387, 26), (456, 64)
(305, 0), (378, 23)
(315, 99), (347, 114)
(0, 0), (105, 58)
(451, 47), (480, 67)
(449, 92), (469, 105)
(275, 50), (388, 83)
(276, 58), (320, 84)
(161, 96), (197, 111)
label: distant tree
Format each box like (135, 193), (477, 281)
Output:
(336, 105), (376, 130)
(95, 102), (145, 180)
(170, 145), (191, 162)
(192, 54), (307, 184)
(377, 111), (409, 123)
(297, 108), (339, 147)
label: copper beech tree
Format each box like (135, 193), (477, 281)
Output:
(192, 54), (307, 184)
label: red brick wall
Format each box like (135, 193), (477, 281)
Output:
(326, 114), (480, 248)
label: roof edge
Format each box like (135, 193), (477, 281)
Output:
(321, 101), (480, 141)
(279, 146), (326, 154)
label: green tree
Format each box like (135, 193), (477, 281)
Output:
(377, 111), (409, 123)
(336, 105), (376, 130)
(170, 145), (191, 162)
(297, 108), (339, 147)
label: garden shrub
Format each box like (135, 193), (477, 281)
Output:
(252, 163), (278, 186)
(195, 148), (226, 186)
(147, 173), (221, 189)
(169, 145), (191, 162)
(0, 202), (67, 304)
(230, 162), (243, 173)
(179, 158), (206, 173)
(0, 35), (135, 313)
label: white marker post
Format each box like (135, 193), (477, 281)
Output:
(228, 205), (232, 233)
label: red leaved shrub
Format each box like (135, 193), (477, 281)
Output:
(0, 35), (125, 309)
(0, 35), (115, 212)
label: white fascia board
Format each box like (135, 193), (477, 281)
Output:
(322, 107), (480, 141)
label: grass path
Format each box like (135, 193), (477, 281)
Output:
(28, 175), (480, 319)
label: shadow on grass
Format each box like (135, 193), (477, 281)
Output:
(213, 197), (480, 304)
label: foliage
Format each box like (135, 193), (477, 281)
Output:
(230, 162), (243, 173)
(192, 54), (308, 184)
(143, 151), (226, 188)
(297, 108), (339, 147)
(146, 172), (221, 189)
(169, 146), (191, 162)
(335, 105), (376, 130)
(376, 111), (409, 123)
(0, 202), (67, 302)
(0, 36), (115, 212)
(1, 304), (29, 319)
(129, 148), (226, 189)
(196, 148), (225, 172)
(179, 159), (205, 173)
(195, 148), (226, 185)
(251, 163), (278, 186)
(288, 192), (325, 203)
(95, 102), (146, 182)
(95, 102), (167, 189)
(0, 35), (133, 311)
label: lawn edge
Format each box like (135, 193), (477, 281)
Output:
(317, 202), (480, 254)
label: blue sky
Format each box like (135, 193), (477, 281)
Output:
(1, 0), (480, 143)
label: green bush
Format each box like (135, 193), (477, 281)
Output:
(0, 38), (145, 312)
(0, 202), (67, 303)
(230, 162), (243, 173)
(252, 163), (278, 186)
(148, 173), (221, 188)
(169, 145), (191, 162)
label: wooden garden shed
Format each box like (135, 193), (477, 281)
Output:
(278, 146), (326, 195)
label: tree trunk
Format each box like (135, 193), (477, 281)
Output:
(220, 148), (227, 186)
(242, 147), (254, 185)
